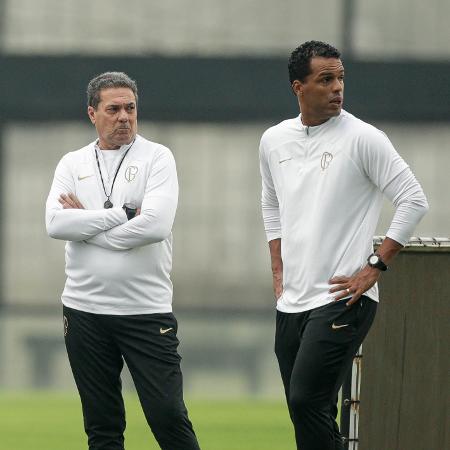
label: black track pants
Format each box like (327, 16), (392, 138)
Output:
(275, 296), (377, 450)
(63, 305), (200, 450)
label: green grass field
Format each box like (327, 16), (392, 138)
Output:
(1, 392), (296, 450)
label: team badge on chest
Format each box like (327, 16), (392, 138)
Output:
(125, 165), (138, 182)
(320, 152), (333, 171)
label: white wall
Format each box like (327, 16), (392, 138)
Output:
(4, 0), (450, 58)
(3, 0), (341, 56)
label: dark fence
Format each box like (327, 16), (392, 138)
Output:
(1, 56), (450, 123)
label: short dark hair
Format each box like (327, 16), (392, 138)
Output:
(288, 41), (341, 84)
(87, 71), (138, 109)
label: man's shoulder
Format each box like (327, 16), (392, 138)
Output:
(59, 141), (95, 165)
(340, 110), (386, 141)
(260, 117), (300, 149)
(133, 134), (173, 159)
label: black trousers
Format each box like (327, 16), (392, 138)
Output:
(63, 305), (200, 450)
(275, 296), (377, 450)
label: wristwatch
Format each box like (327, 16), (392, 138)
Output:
(123, 203), (137, 220)
(367, 253), (388, 271)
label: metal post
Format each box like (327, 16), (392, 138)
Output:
(341, 345), (363, 449)
(342, 0), (356, 58)
(0, 0), (6, 52)
(0, 124), (4, 388)
(0, 124), (4, 306)
(341, 366), (351, 448)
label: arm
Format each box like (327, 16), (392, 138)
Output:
(260, 137), (283, 300)
(86, 147), (178, 251)
(329, 131), (429, 305)
(363, 131), (429, 246)
(329, 237), (403, 305)
(45, 155), (127, 241)
(269, 238), (283, 300)
(382, 168), (429, 246)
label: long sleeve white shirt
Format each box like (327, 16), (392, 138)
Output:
(259, 110), (429, 313)
(46, 134), (178, 315)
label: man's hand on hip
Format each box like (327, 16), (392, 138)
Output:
(328, 266), (381, 306)
(59, 193), (85, 209)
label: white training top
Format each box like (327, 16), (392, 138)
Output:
(46, 134), (178, 315)
(259, 110), (429, 313)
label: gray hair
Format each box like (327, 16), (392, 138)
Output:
(87, 71), (138, 109)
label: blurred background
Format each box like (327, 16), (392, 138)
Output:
(0, 0), (449, 401)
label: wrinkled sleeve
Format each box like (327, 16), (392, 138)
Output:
(360, 130), (429, 246)
(86, 147), (178, 251)
(260, 137), (282, 242)
(45, 155), (127, 242)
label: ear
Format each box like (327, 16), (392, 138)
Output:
(87, 106), (96, 125)
(291, 80), (304, 97)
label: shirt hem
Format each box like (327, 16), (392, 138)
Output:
(276, 292), (379, 313)
(62, 299), (173, 315)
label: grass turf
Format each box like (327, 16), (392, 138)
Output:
(0, 392), (295, 450)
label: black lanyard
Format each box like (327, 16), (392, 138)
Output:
(94, 139), (136, 208)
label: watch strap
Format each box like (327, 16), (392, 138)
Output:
(367, 253), (388, 271)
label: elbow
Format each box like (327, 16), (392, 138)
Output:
(47, 222), (82, 242)
(46, 213), (66, 240)
(396, 190), (429, 218)
(140, 209), (174, 244)
(46, 221), (63, 240)
(147, 223), (172, 243)
(415, 196), (430, 219)
(47, 226), (70, 241)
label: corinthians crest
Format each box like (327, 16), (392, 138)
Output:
(125, 165), (138, 182)
(320, 152), (333, 171)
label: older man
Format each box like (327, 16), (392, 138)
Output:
(46, 72), (200, 450)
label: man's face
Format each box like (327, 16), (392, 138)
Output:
(293, 57), (344, 125)
(87, 87), (137, 149)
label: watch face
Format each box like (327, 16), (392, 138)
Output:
(369, 255), (379, 265)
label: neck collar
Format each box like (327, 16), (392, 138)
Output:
(95, 136), (137, 152)
(298, 113), (340, 135)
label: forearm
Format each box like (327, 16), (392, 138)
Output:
(45, 155), (128, 242)
(329, 236), (404, 305)
(86, 197), (176, 250)
(269, 238), (283, 299)
(386, 198), (428, 246)
(374, 236), (403, 266)
(46, 207), (127, 241)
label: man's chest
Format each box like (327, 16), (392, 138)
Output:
(73, 158), (149, 208)
(269, 139), (366, 200)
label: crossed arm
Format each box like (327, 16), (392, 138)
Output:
(46, 195), (128, 242)
(46, 149), (178, 250)
(53, 191), (176, 251)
